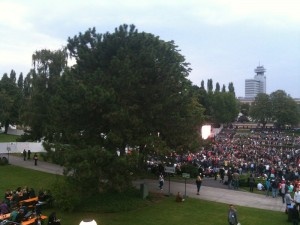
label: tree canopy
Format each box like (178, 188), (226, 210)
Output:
(249, 90), (300, 128)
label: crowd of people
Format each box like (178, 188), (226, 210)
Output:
(0, 186), (58, 225)
(170, 128), (300, 184)
(155, 127), (300, 223)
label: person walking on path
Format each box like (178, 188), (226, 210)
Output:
(158, 173), (164, 190)
(248, 173), (255, 192)
(232, 170), (240, 190)
(34, 153), (38, 166)
(228, 204), (239, 225)
(271, 177), (279, 198)
(23, 149), (27, 161)
(196, 175), (202, 195)
(265, 178), (271, 197)
(27, 150), (31, 160)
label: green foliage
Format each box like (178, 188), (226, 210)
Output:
(194, 80), (238, 125)
(249, 93), (272, 126)
(240, 102), (250, 116)
(0, 157), (8, 165)
(50, 178), (81, 212)
(180, 164), (199, 178)
(270, 90), (300, 128)
(63, 145), (133, 194)
(0, 71), (23, 133)
(250, 91), (300, 128)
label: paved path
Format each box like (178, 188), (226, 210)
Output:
(7, 155), (286, 212)
(7, 155), (64, 175)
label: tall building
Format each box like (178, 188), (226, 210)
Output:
(245, 65), (266, 98)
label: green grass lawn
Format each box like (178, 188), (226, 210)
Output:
(0, 165), (292, 225)
(0, 133), (18, 142)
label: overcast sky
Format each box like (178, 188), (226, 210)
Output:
(0, 0), (299, 98)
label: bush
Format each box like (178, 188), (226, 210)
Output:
(50, 178), (81, 212)
(0, 157), (8, 165)
(180, 164), (198, 178)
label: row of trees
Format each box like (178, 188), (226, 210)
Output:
(249, 92), (300, 128)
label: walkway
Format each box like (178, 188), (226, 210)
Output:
(7, 155), (286, 212)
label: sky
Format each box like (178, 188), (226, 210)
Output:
(0, 0), (300, 98)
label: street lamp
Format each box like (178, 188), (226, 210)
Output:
(79, 219), (97, 225)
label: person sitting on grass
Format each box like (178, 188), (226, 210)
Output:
(176, 192), (185, 202)
(48, 212), (61, 225)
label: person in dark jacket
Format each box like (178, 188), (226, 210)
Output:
(34, 153), (38, 166)
(48, 212), (61, 225)
(290, 205), (299, 225)
(248, 173), (255, 192)
(228, 204), (239, 225)
(23, 149), (27, 161)
(196, 175), (202, 195)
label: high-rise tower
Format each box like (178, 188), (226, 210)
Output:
(245, 65), (266, 98)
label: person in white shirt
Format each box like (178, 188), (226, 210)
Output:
(293, 188), (300, 210)
(257, 183), (264, 191)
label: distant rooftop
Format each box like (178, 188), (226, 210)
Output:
(254, 65), (266, 74)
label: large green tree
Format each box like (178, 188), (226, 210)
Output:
(21, 49), (68, 141)
(270, 90), (300, 128)
(46, 24), (204, 192)
(0, 71), (22, 133)
(249, 93), (272, 127)
(211, 91), (239, 125)
(195, 80), (238, 126)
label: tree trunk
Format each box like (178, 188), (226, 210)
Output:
(4, 120), (10, 134)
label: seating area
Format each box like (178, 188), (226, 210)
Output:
(0, 187), (53, 225)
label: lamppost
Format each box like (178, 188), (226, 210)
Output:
(79, 219), (97, 225)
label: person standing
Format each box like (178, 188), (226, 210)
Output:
(265, 178), (271, 197)
(228, 204), (239, 225)
(158, 173), (164, 190)
(290, 205), (299, 225)
(248, 173), (255, 192)
(271, 178), (279, 198)
(34, 153), (38, 166)
(27, 150), (31, 160)
(294, 188), (300, 211)
(219, 167), (225, 183)
(23, 149), (27, 161)
(281, 180), (287, 204)
(232, 170), (240, 190)
(227, 170), (233, 189)
(196, 175), (202, 195)
(285, 189), (293, 214)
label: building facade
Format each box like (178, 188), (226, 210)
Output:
(245, 65), (266, 99)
